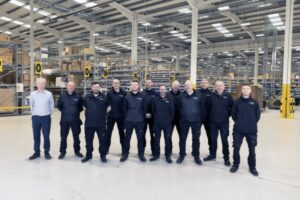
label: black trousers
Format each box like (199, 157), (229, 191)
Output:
(59, 120), (81, 154)
(106, 116), (125, 153)
(179, 121), (201, 157)
(84, 126), (107, 157)
(32, 115), (51, 154)
(143, 118), (154, 153)
(209, 123), (229, 159)
(202, 122), (211, 154)
(123, 121), (145, 156)
(153, 123), (172, 157)
(171, 118), (180, 150)
(232, 132), (257, 169)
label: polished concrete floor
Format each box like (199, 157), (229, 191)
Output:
(0, 108), (299, 200)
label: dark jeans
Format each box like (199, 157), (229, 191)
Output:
(84, 126), (107, 157)
(210, 123), (230, 159)
(59, 120), (81, 154)
(153, 123), (172, 157)
(144, 118), (154, 153)
(202, 122), (211, 154)
(232, 132), (257, 169)
(179, 121), (201, 157)
(123, 121), (145, 156)
(106, 116), (125, 153)
(32, 115), (51, 154)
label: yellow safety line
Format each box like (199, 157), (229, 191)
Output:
(0, 106), (30, 110)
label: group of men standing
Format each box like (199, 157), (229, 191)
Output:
(29, 77), (261, 176)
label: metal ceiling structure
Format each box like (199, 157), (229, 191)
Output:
(1, 0), (300, 68)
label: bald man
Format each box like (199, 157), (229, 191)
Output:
(29, 78), (54, 160)
(57, 81), (84, 159)
(177, 80), (206, 165)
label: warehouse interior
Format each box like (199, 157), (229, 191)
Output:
(0, 0), (300, 199)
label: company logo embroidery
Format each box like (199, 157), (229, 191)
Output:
(248, 102), (255, 105)
(137, 98), (142, 101)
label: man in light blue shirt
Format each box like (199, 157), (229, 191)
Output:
(29, 78), (54, 160)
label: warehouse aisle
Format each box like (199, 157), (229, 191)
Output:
(0, 109), (299, 200)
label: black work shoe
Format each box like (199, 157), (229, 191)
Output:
(224, 159), (231, 166)
(120, 155), (128, 162)
(58, 153), (66, 160)
(75, 152), (83, 158)
(28, 153), (40, 160)
(139, 155), (147, 162)
(45, 152), (52, 160)
(249, 168), (259, 176)
(194, 157), (203, 165)
(166, 157), (172, 164)
(203, 155), (216, 161)
(230, 165), (239, 173)
(150, 156), (159, 162)
(176, 156), (185, 164)
(81, 157), (92, 163)
(101, 156), (107, 163)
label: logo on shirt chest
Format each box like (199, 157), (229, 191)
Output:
(73, 98), (78, 101)
(248, 102), (255, 105)
(137, 97), (142, 101)
(193, 97), (198, 100)
(119, 95), (124, 98)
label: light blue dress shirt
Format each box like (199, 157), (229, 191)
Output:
(30, 90), (54, 116)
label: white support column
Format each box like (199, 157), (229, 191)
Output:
(254, 42), (259, 85)
(131, 13), (138, 66)
(190, 6), (198, 86)
(30, 0), (34, 93)
(90, 30), (95, 55)
(176, 51), (180, 71)
(281, 0), (295, 119)
(58, 33), (64, 67)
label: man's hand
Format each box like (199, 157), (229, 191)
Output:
(146, 113), (152, 119)
(107, 106), (111, 113)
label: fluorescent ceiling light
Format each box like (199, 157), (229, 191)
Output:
(184, 39), (191, 42)
(50, 15), (57, 19)
(37, 10), (50, 16)
(256, 34), (264, 37)
(218, 6), (230, 11)
(277, 26), (285, 30)
(85, 2), (97, 7)
(93, 33), (99, 36)
(241, 22), (251, 26)
(74, 0), (87, 3)
(220, 29), (229, 34)
(154, 24), (162, 27)
(4, 31), (12, 35)
(212, 23), (222, 27)
(178, 8), (192, 14)
(224, 33), (234, 37)
(57, 40), (63, 44)
(9, 0), (25, 6)
(269, 18), (281, 22)
(179, 36), (188, 39)
(24, 5), (38, 11)
(37, 19), (46, 24)
(142, 22), (151, 26)
(169, 30), (178, 34)
(199, 15), (209, 19)
(0, 16), (12, 21)
(23, 24), (30, 28)
(268, 13), (280, 18)
(12, 20), (23, 25)
(258, 3), (272, 8)
(272, 21), (283, 26)
(153, 43), (160, 46)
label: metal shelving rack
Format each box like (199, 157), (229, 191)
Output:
(0, 41), (26, 116)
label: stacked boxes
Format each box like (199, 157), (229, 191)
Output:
(0, 47), (13, 65)
(0, 87), (16, 113)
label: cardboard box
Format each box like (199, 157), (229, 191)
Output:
(0, 34), (11, 42)
(22, 50), (30, 66)
(0, 88), (16, 113)
(0, 48), (13, 55)
(1, 55), (13, 64)
(68, 74), (83, 87)
(70, 60), (82, 71)
(80, 48), (93, 54)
